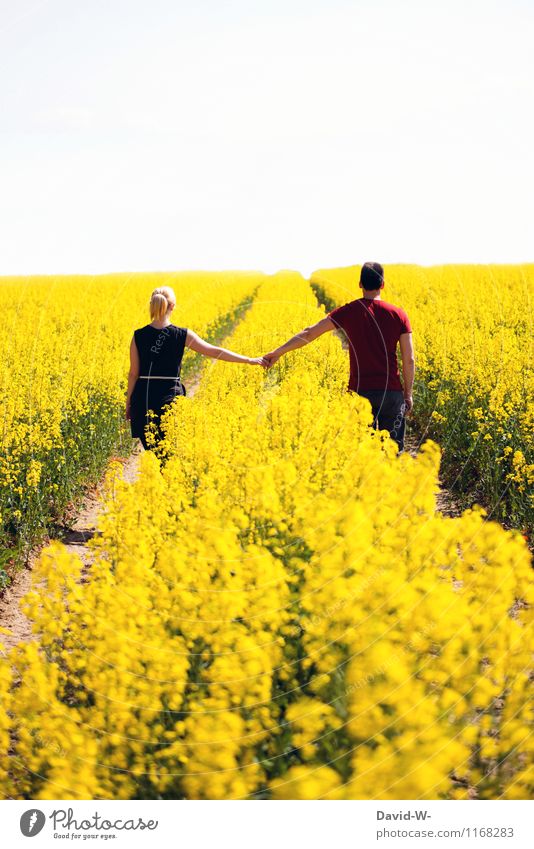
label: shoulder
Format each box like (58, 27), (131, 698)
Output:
(395, 305), (411, 325)
(380, 301), (411, 330)
(329, 299), (360, 323)
(133, 325), (150, 339)
(381, 300), (408, 317)
(150, 324), (186, 338)
(172, 325), (188, 346)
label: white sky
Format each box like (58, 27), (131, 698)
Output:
(0, 0), (533, 275)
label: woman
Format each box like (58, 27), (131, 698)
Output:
(126, 286), (265, 450)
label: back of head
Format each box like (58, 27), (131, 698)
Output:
(360, 262), (384, 291)
(149, 286), (176, 321)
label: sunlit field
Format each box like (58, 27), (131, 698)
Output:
(0, 270), (532, 800)
(312, 265), (534, 533)
(0, 272), (258, 570)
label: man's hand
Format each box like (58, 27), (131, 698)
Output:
(248, 356), (269, 368)
(263, 351), (281, 368)
(125, 401), (131, 421)
(403, 395), (413, 416)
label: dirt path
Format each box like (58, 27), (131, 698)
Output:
(0, 447), (142, 654)
(0, 288), (256, 656)
(0, 371), (204, 655)
(405, 433), (460, 518)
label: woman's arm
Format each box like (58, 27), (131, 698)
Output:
(264, 316), (335, 366)
(126, 335), (140, 420)
(186, 330), (266, 366)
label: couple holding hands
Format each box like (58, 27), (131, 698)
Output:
(126, 262), (415, 452)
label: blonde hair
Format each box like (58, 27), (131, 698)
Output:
(149, 286), (176, 322)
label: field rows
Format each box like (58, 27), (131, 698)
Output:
(311, 264), (534, 533)
(1, 272), (531, 799)
(0, 271), (260, 571)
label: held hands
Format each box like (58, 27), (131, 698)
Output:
(247, 351), (283, 368)
(262, 351), (281, 368)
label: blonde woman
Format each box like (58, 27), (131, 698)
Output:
(127, 286), (266, 449)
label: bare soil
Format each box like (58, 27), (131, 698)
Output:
(404, 432), (460, 519)
(0, 448), (142, 654)
(0, 370), (206, 655)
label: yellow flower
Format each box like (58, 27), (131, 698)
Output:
(25, 460), (42, 488)
(270, 765), (343, 800)
(0, 269), (532, 802)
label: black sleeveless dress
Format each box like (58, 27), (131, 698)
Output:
(130, 324), (187, 447)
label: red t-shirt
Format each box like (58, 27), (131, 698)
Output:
(329, 298), (412, 392)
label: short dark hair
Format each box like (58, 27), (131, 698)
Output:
(360, 262), (384, 290)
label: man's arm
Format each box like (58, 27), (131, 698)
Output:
(399, 332), (415, 414)
(264, 316), (336, 366)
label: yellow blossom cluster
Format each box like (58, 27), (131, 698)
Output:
(0, 272), (259, 560)
(310, 264), (534, 532)
(0, 272), (532, 800)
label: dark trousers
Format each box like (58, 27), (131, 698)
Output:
(357, 389), (406, 451)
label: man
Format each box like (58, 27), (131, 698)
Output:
(263, 262), (415, 451)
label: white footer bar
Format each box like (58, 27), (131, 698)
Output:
(2, 799), (532, 848)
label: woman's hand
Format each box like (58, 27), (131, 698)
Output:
(248, 357), (269, 368)
(125, 401), (131, 421)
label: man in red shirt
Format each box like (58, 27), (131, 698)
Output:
(263, 262), (415, 450)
